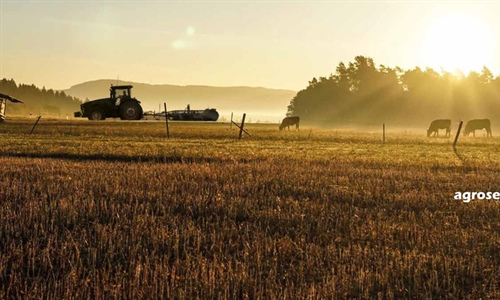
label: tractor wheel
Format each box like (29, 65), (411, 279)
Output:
(89, 109), (105, 120)
(120, 101), (143, 120)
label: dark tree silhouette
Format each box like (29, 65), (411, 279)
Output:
(287, 56), (500, 127)
(0, 78), (82, 116)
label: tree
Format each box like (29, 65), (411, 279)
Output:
(0, 78), (82, 116)
(286, 55), (500, 126)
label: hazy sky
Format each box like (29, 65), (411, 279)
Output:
(1, 1), (499, 91)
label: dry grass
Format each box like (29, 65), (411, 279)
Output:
(1, 119), (499, 299)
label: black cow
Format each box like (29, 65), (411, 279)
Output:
(464, 119), (492, 137)
(279, 116), (300, 131)
(427, 119), (451, 137)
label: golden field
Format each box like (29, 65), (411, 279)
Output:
(1, 119), (499, 299)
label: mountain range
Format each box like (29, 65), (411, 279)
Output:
(64, 80), (296, 122)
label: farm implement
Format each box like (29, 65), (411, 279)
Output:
(0, 92), (24, 122)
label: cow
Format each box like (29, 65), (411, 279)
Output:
(427, 119), (451, 137)
(464, 119), (492, 137)
(279, 116), (300, 131)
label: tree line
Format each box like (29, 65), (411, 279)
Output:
(287, 56), (500, 127)
(0, 78), (82, 117)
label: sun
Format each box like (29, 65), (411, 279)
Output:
(420, 12), (494, 74)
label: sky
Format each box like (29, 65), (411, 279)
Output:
(1, 1), (500, 91)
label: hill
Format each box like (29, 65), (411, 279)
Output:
(64, 80), (296, 122)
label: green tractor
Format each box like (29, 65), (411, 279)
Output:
(74, 85), (143, 120)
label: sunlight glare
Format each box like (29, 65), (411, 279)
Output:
(186, 26), (196, 36)
(421, 12), (494, 74)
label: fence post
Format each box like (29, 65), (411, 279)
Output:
(30, 116), (42, 134)
(239, 113), (246, 140)
(383, 123), (386, 143)
(230, 112), (233, 129)
(453, 121), (463, 150)
(164, 102), (170, 138)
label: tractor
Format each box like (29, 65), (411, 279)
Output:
(74, 85), (143, 120)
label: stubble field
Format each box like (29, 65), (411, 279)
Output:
(1, 119), (499, 299)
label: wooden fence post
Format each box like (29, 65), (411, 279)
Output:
(164, 102), (170, 138)
(383, 123), (386, 143)
(239, 113), (246, 140)
(30, 116), (41, 134)
(232, 120), (250, 137)
(453, 121), (463, 150)
(230, 112), (233, 129)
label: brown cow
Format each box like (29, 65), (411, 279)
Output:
(464, 119), (492, 137)
(279, 116), (300, 131)
(427, 119), (451, 137)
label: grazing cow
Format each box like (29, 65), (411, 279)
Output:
(427, 119), (451, 137)
(464, 119), (492, 137)
(279, 116), (300, 131)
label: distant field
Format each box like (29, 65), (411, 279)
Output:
(1, 119), (499, 299)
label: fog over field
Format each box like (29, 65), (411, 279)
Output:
(64, 79), (295, 123)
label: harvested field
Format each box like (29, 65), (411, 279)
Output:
(1, 119), (499, 299)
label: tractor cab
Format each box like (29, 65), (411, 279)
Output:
(110, 85), (133, 106)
